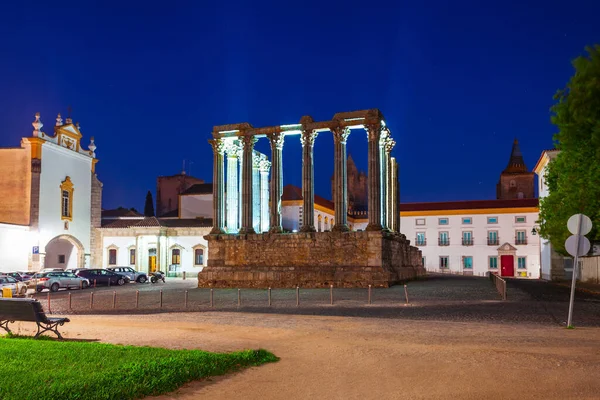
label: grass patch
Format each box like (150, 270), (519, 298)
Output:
(0, 334), (278, 400)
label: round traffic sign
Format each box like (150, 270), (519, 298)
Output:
(567, 214), (593, 235)
(565, 234), (591, 258)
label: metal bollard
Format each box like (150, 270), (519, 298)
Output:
(79, 280), (82, 290)
(404, 284), (409, 304)
(296, 286), (300, 306)
(184, 290), (188, 308)
(368, 285), (372, 305)
(108, 277), (110, 287)
(135, 290), (139, 309)
(47, 292), (51, 314)
(210, 288), (213, 307)
(90, 292), (94, 309)
(112, 291), (116, 309)
(94, 279), (97, 288)
(68, 293), (72, 310)
(160, 290), (163, 308)
(268, 287), (272, 306)
(330, 285), (333, 305)
(182, 271), (186, 280)
(238, 289), (241, 307)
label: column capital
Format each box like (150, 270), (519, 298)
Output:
(332, 126), (351, 144)
(259, 158), (271, 173)
(240, 135), (257, 149)
(208, 138), (225, 155)
(300, 129), (318, 148)
(364, 123), (382, 142)
(384, 137), (396, 154)
(224, 139), (242, 157)
(267, 132), (285, 150)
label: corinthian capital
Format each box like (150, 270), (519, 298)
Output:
(332, 126), (351, 145)
(300, 129), (318, 148)
(224, 139), (242, 157)
(209, 138), (225, 155)
(240, 135), (257, 150)
(384, 137), (396, 154)
(364, 123), (382, 143)
(268, 132), (285, 150)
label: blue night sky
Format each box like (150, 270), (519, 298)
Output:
(1, 0), (599, 211)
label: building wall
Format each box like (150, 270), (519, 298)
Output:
(0, 223), (31, 272)
(497, 173), (535, 200)
(156, 174), (204, 217)
(180, 194), (212, 219)
(400, 211), (540, 278)
(0, 148), (31, 225)
(38, 144), (92, 260)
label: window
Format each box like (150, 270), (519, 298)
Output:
(439, 256), (449, 269)
(129, 248), (136, 265)
(462, 217), (472, 224)
(489, 256), (498, 269)
(439, 232), (449, 246)
(422, 257), (426, 267)
(324, 217), (329, 231)
(60, 176), (74, 221)
(488, 231), (498, 245)
(194, 248), (204, 265)
(516, 230), (527, 245)
(416, 218), (426, 226)
(510, 180), (516, 187)
(58, 254), (66, 264)
(318, 215), (322, 232)
(416, 232), (426, 246)
(171, 248), (181, 265)
(462, 231), (473, 246)
(108, 249), (117, 265)
(515, 216), (526, 223)
(517, 192), (524, 199)
(487, 217), (498, 224)
(463, 256), (473, 269)
(518, 257), (527, 269)
(438, 218), (449, 225)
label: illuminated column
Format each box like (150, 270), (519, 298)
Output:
(365, 123), (383, 231)
(237, 149), (243, 230)
(332, 126), (351, 232)
(209, 138), (226, 234)
(390, 157), (399, 232)
(239, 135), (257, 234)
(300, 128), (318, 232)
(226, 140), (240, 233)
(252, 152), (261, 233)
(384, 137), (395, 232)
(380, 132), (388, 230)
(259, 156), (271, 233)
(268, 132), (285, 233)
(395, 159), (400, 232)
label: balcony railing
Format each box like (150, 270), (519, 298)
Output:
(415, 238), (427, 246)
(487, 238), (500, 246)
(515, 237), (528, 245)
(462, 238), (474, 246)
(438, 238), (450, 246)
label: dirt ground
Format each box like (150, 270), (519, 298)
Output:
(10, 312), (600, 399)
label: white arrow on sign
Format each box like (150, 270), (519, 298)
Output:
(567, 214), (593, 236)
(565, 234), (591, 258)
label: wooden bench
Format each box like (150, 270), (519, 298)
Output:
(0, 298), (70, 339)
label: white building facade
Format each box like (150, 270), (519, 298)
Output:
(400, 199), (540, 278)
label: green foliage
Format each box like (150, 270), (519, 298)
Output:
(539, 45), (600, 254)
(0, 336), (278, 400)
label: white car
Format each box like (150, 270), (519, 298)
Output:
(0, 276), (28, 297)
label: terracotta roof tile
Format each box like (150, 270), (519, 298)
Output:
(101, 217), (212, 229)
(400, 198), (539, 212)
(102, 208), (142, 218)
(182, 183), (213, 195)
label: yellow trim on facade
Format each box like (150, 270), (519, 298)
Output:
(23, 137), (45, 159)
(60, 176), (74, 221)
(400, 207), (539, 217)
(92, 158), (99, 173)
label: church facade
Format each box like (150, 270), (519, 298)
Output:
(0, 113), (101, 273)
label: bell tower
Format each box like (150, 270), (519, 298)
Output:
(496, 139), (535, 200)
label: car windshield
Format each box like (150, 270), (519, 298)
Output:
(65, 273), (77, 278)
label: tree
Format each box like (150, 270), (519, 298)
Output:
(539, 45), (600, 254)
(144, 191), (155, 217)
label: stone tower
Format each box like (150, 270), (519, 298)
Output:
(331, 154), (368, 212)
(496, 139), (535, 200)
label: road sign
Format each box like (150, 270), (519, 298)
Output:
(567, 214), (593, 236)
(32, 246), (39, 255)
(565, 235), (591, 258)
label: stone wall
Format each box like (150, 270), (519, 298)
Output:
(0, 148), (31, 225)
(89, 173), (103, 267)
(198, 231), (424, 288)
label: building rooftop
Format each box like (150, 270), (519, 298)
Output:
(101, 217), (212, 229)
(182, 183), (213, 195)
(400, 198), (539, 212)
(101, 207), (143, 219)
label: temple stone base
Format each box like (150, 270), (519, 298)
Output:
(198, 231), (425, 288)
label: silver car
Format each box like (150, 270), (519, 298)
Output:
(107, 267), (148, 283)
(0, 276), (28, 296)
(30, 271), (90, 292)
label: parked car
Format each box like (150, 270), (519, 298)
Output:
(76, 269), (131, 286)
(0, 276), (28, 296)
(107, 267), (148, 283)
(40, 268), (65, 273)
(3, 272), (27, 281)
(28, 271), (90, 292)
(16, 271), (36, 280)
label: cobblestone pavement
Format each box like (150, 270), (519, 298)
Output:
(30, 274), (600, 327)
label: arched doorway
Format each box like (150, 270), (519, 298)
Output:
(44, 235), (85, 270)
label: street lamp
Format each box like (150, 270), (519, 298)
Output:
(531, 226), (539, 236)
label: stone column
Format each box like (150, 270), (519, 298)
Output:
(239, 135), (257, 234)
(268, 132), (285, 233)
(252, 152), (261, 233)
(384, 138), (396, 232)
(237, 149), (243, 230)
(365, 123), (383, 231)
(209, 138), (226, 234)
(259, 156), (271, 233)
(300, 129), (318, 232)
(332, 126), (351, 232)
(226, 141), (240, 233)
(394, 158), (400, 232)
(380, 135), (388, 231)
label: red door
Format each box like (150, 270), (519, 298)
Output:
(500, 255), (514, 277)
